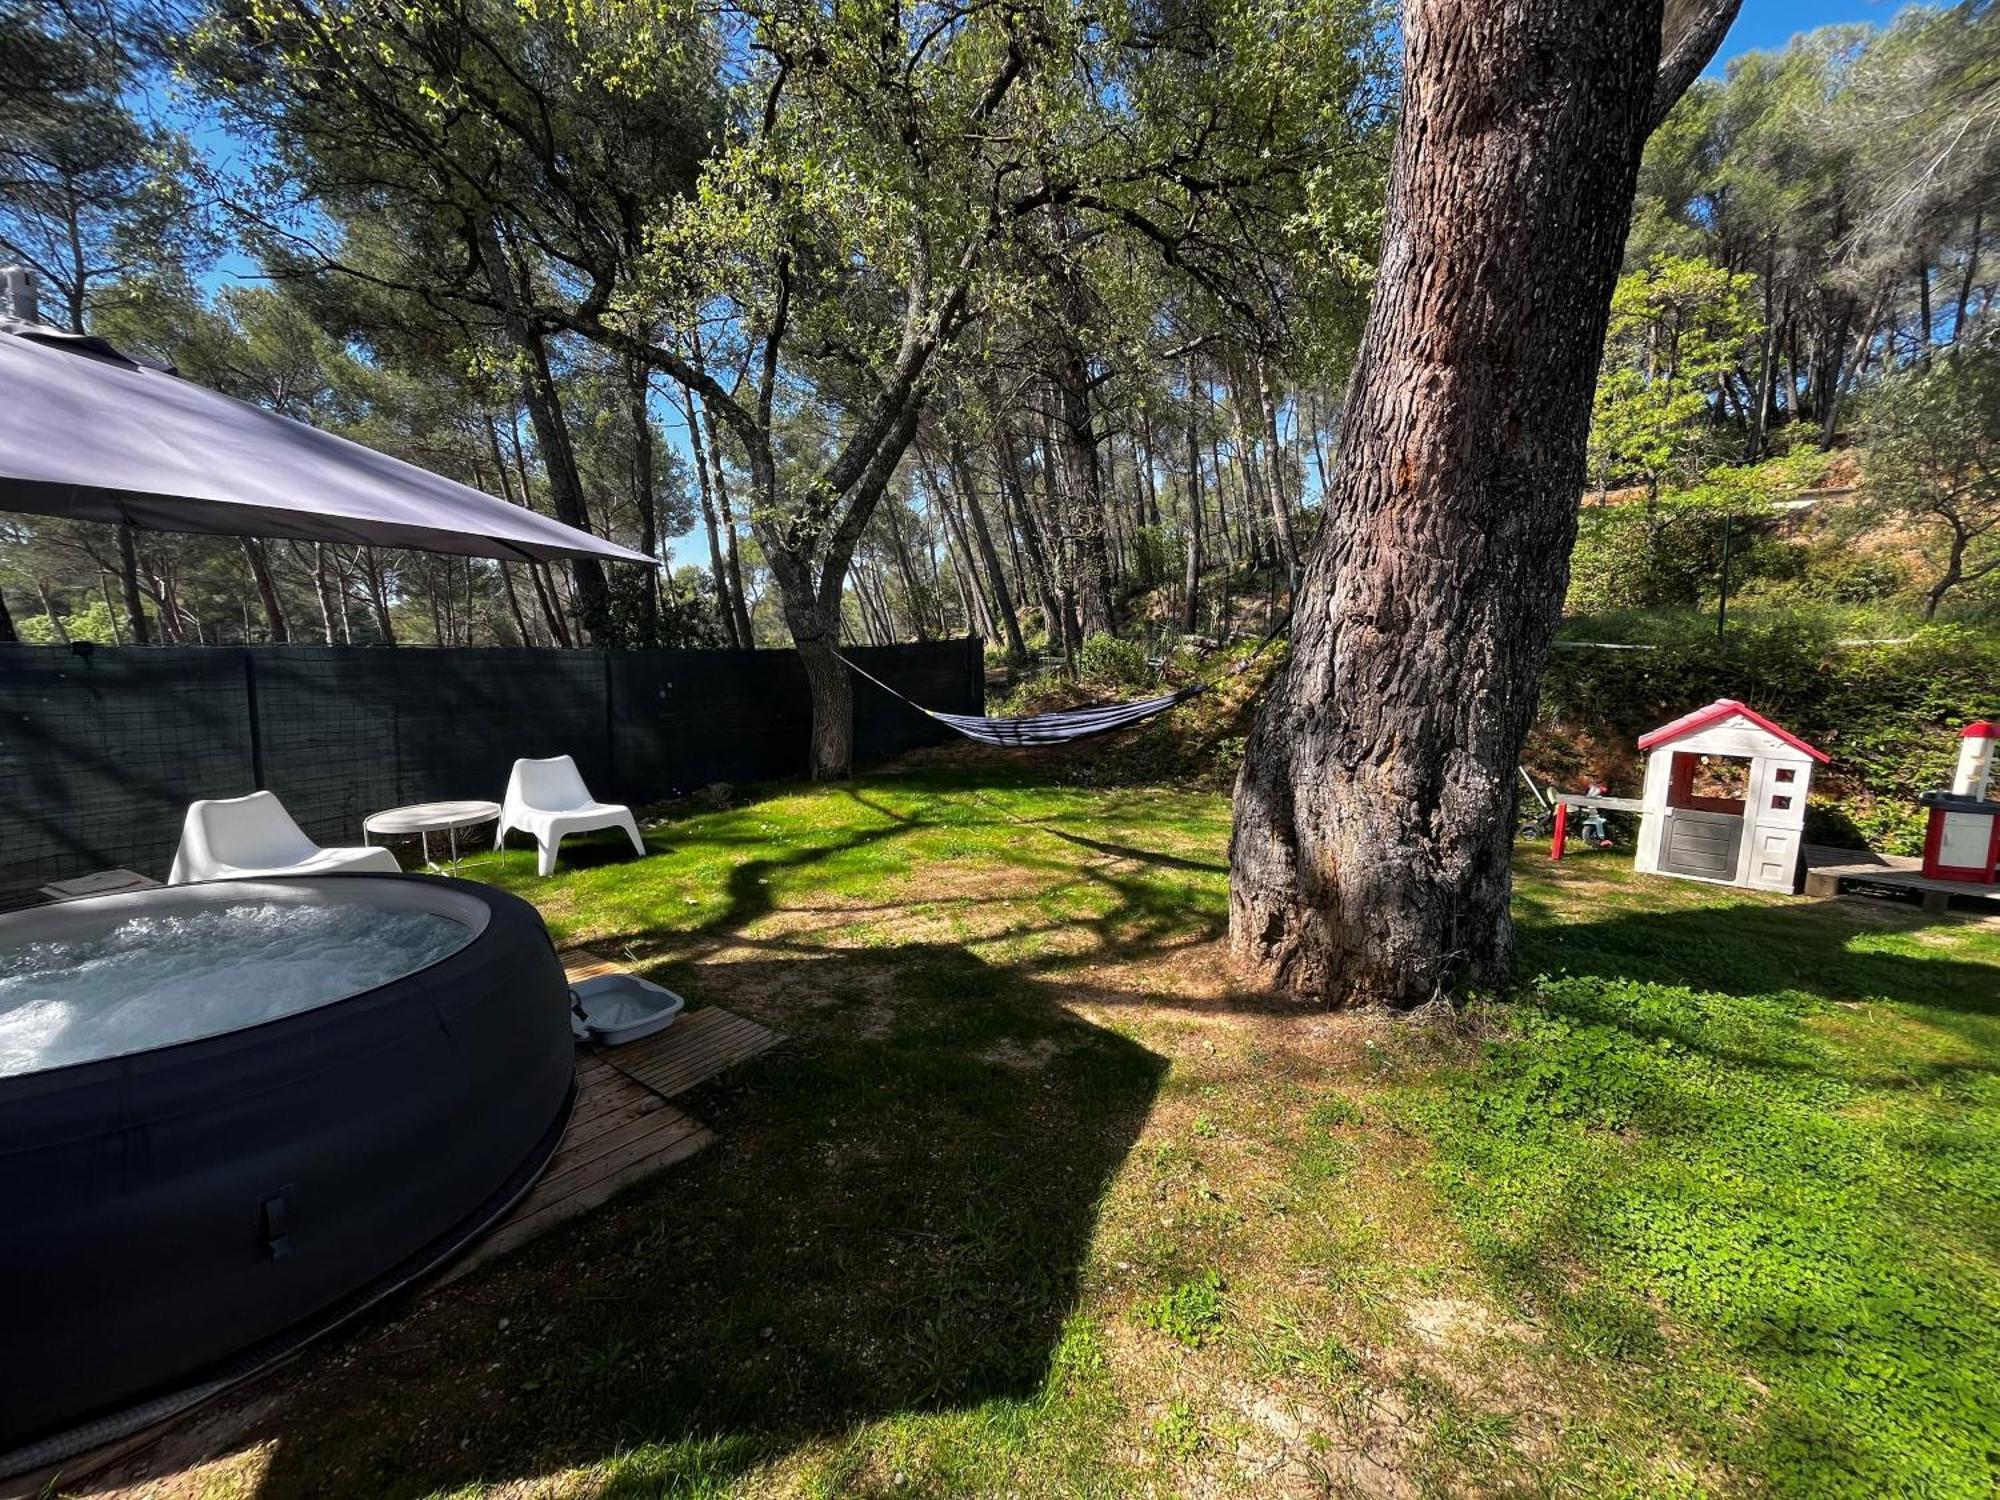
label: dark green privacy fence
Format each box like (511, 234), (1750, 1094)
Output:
(0, 638), (981, 899)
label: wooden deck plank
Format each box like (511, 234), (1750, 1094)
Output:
(1802, 844), (2000, 910)
(560, 947), (633, 984)
(441, 1064), (711, 1284)
(438, 949), (781, 1284)
(610, 1009), (781, 1098)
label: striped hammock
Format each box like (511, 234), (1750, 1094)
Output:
(921, 683), (1212, 747)
(834, 617), (1291, 748)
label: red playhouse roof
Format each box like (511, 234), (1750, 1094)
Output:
(1963, 721), (1996, 739)
(1637, 699), (1831, 762)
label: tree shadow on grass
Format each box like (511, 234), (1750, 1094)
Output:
(218, 941), (1164, 1499)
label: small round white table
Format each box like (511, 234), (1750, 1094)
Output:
(363, 799), (502, 872)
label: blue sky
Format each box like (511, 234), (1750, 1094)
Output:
(1714, 0), (1907, 66)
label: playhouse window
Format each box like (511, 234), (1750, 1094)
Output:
(1770, 794), (1793, 811)
(1668, 751), (1751, 813)
(1775, 767), (1797, 784)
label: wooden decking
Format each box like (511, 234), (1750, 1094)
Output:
(444, 949), (781, 1280)
(1803, 844), (2000, 913)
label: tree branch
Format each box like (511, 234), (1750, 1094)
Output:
(1649, 0), (1743, 135)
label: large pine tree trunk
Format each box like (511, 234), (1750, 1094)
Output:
(1229, 0), (1731, 1008)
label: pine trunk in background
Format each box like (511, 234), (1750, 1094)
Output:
(240, 538), (289, 643)
(952, 442), (1028, 662)
(996, 412), (1068, 652)
(475, 219), (611, 643)
(699, 393), (757, 648)
(628, 357), (661, 640)
(1255, 358), (1300, 586)
(116, 524), (151, 645)
(1229, 0), (1739, 1008)
(362, 548), (397, 645)
(1181, 357), (1204, 634)
(680, 389), (739, 648)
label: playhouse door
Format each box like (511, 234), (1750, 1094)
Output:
(1660, 808), (1743, 881)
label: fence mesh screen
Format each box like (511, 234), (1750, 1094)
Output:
(0, 638), (980, 898)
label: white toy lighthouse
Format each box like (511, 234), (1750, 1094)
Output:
(1920, 722), (1999, 884)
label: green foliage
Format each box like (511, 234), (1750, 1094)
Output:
(15, 597), (120, 645)
(1589, 256), (1762, 495)
(1152, 1398), (1205, 1459)
(1567, 494), (1796, 613)
(0, 0), (214, 330)
(1139, 1270), (1227, 1348)
(1128, 525), (1183, 592)
(1861, 337), (2000, 616)
(1076, 632), (1152, 689)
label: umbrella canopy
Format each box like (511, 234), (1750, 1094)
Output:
(0, 322), (654, 566)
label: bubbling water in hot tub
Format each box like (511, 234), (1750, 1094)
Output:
(0, 900), (470, 1076)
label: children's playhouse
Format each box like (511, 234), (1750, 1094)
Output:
(1632, 699), (1829, 892)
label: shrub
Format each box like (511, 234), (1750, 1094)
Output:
(1129, 524), (1183, 591)
(1077, 632), (1152, 688)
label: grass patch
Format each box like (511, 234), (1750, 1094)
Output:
(124, 769), (1999, 1500)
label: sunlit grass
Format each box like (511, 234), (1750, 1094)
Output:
(150, 769), (1998, 1500)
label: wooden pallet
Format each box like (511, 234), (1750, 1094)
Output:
(443, 1050), (713, 1279)
(1803, 844), (2000, 914)
(445, 951), (780, 1279)
(599, 1007), (781, 1098)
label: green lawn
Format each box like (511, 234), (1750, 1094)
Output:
(130, 769), (2000, 1500)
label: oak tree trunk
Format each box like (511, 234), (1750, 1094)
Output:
(1230, 0), (1729, 1008)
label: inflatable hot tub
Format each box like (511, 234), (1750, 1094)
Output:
(0, 875), (575, 1474)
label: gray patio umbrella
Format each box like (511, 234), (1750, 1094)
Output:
(0, 321), (654, 565)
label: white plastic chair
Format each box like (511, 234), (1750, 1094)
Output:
(496, 755), (645, 877)
(169, 791), (402, 884)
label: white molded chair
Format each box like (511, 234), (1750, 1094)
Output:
(169, 791), (402, 884)
(496, 755), (645, 877)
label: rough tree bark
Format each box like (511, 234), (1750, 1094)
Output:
(1053, 349), (1117, 636)
(1228, 0), (1741, 1008)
